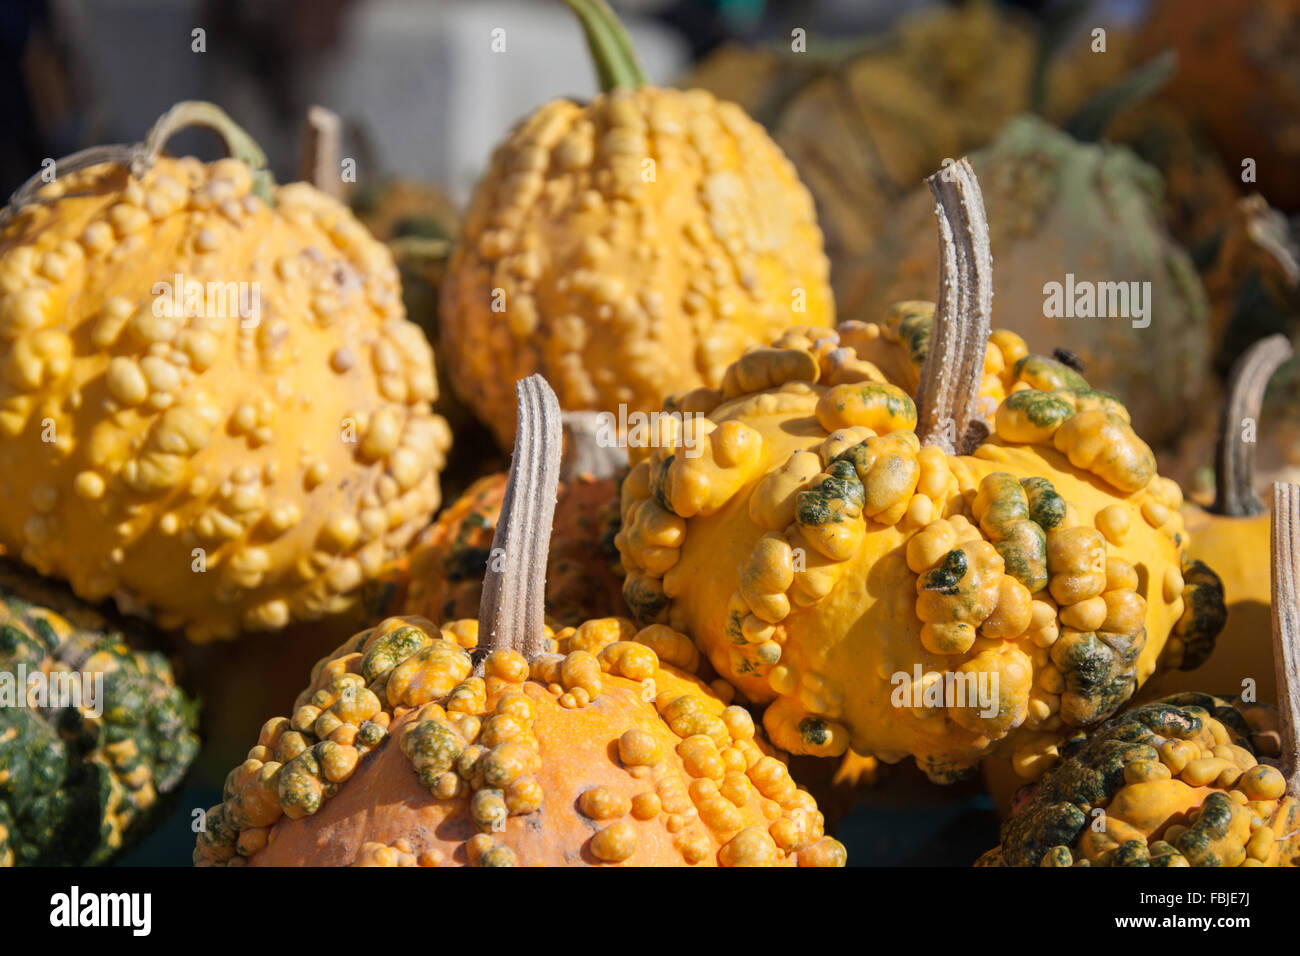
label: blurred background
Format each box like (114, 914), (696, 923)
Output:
(0, 0), (1163, 202)
(3, 0), (1298, 865)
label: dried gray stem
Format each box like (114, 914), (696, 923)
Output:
(1272, 482), (1300, 798)
(475, 375), (563, 670)
(298, 105), (343, 200)
(915, 158), (994, 455)
(1215, 335), (1292, 517)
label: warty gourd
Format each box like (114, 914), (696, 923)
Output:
(978, 481), (1300, 866)
(440, 0), (834, 447)
(194, 377), (845, 867)
(0, 101), (451, 642)
(617, 158), (1226, 783)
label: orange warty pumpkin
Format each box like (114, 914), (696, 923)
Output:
(195, 377), (845, 866)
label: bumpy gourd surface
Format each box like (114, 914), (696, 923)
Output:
(375, 471), (625, 626)
(618, 322), (1224, 782)
(195, 615), (845, 866)
(0, 158), (451, 641)
(0, 560), (200, 865)
(441, 85), (834, 446)
(982, 694), (1299, 866)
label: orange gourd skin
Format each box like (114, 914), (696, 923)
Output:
(617, 320), (1225, 783)
(979, 694), (1300, 867)
(0, 157), (450, 642)
(195, 616), (846, 867)
(440, 85), (835, 448)
(374, 471), (625, 627)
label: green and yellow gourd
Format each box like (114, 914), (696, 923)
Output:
(617, 159), (1226, 784)
(0, 101), (451, 643)
(440, 0), (834, 447)
(0, 559), (200, 865)
(979, 482), (1300, 867)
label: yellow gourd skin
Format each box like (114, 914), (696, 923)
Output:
(618, 323), (1223, 782)
(195, 616), (846, 867)
(0, 158), (451, 642)
(1143, 509), (1273, 701)
(440, 85), (834, 447)
(979, 694), (1299, 867)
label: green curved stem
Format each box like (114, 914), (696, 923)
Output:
(134, 100), (275, 203)
(563, 0), (647, 91)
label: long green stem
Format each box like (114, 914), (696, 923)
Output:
(563, 0), (647, 91)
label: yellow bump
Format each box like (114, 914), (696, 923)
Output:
(73, 470), (106, 500)
(591, 821), (637, 862)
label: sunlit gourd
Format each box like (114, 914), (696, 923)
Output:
(617, 159), (1225, 783)
(195, 377), (845, 867)
(440, 0), (834, 447)
(978, 482), (1300, 866)
(0, 101), (451, 642)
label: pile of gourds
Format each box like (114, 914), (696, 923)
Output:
(1, 0), (1296, 868)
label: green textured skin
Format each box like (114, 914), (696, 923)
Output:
(992, 693), (1252, 867)
(1050, 627), (1144, 726)
(1001, 390), (1074, 430)
(1013, 355), (1090, 393)
(1020, 476), (1066, 531)
(0, 559), (199, 866)
(796, 460), (865, 527)
(977, 472), (1049, 593)
(1176, 560), (1229, 672)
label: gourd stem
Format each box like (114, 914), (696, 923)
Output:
(135, 101), (274, 201)
(475, 375), (563, 670)
(2, 100), (276, 225)
(1212, 335), (1293, 517)
(1270, 482), (1300, 797)
(297, 105), (343, 200)
(915, 157), (993, 455)
(1, 144), (137, 226)
(561, 411), (627, 481)
(563, 0), (648, 92)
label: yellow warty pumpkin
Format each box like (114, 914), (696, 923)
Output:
(617, 160), (1226, 782)
(439, 0), (834, 447)
(0, 102), (451, 642)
